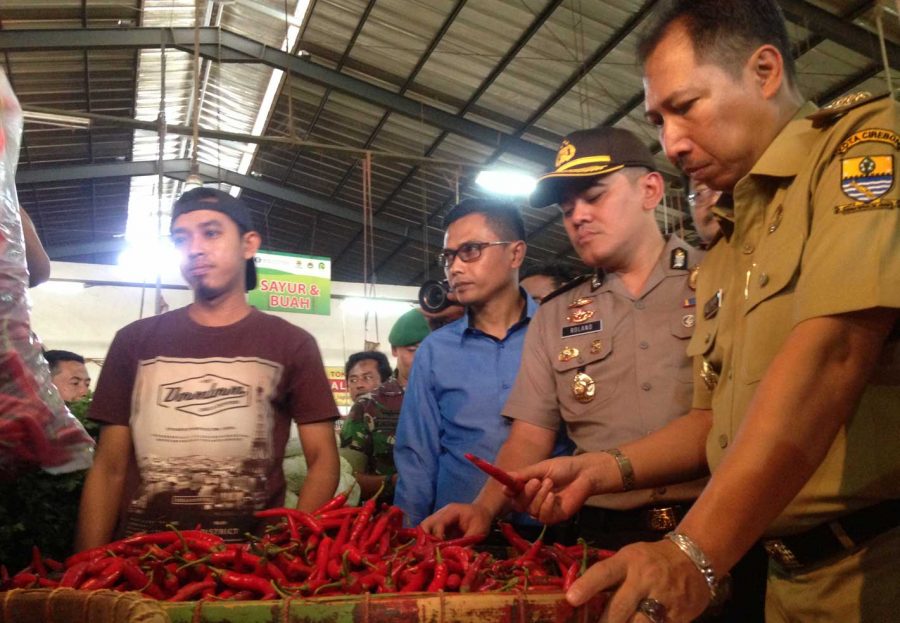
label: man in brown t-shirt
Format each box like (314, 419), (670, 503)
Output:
(75, 188), (340, 548)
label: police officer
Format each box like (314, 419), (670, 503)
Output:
(510, 2), (898, 622)
(422, 127), (708, 547)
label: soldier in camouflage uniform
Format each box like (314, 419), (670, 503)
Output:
(340, 308), (431, 502)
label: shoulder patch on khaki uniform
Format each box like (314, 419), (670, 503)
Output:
(806, 91), (888, 128)
(539, 273), (591, 305)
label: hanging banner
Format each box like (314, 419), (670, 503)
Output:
(249, 251), (331, 315)
(325, 366), (351, 408)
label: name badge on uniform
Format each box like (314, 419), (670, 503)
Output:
(703, 289), (723, 320)
(562, 320), (603, 339)
(683, 296), (696, 308)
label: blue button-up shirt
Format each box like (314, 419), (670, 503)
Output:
(393, 292), (540, 526)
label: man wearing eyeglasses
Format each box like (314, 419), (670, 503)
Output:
(393, 198), (541, 526)
(686, 178), (723, 248)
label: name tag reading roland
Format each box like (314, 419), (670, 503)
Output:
(562, 320), (603, 338)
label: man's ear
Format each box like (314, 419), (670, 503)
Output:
(748, 44), (785, 100)
(510, 240), (527, 269)
(641, 171), (666, 212)
(242, 231), (262, 259)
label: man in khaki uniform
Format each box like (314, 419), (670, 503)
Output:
(423, 128), (707, 544)
(509, 2), (899, 622)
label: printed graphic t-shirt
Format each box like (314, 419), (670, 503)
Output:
(89, 306), (339, 541)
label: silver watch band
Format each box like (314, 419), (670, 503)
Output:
(665, 531), (730, 605)
(601, 447), (635, 491)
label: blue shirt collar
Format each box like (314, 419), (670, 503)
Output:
(455, 287), (537, 343)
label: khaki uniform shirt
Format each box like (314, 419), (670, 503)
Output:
(505, 235), (709, 510)
(687, 95), (900, 536)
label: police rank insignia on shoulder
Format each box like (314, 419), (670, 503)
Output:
(670, 248), (688, 270)
(806, 91), (875, 128)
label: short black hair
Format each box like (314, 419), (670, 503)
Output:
(443, 198), (526, 241)
(44, 349), (85, 374)
(345, 351), (392, 383)
(520, 262), (582, 290)
(637, 0), (797, 86)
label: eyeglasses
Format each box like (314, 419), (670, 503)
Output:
(686, 187), (721, 207)
(436, 241), (514, 268)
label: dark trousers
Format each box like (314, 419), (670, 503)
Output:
(576, 505), (766, 623)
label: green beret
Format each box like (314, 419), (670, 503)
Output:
(389, 308), (431, 347)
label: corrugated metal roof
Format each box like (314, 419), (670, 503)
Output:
(2, 0), (898, 282)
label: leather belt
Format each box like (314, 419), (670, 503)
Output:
(763, 499), (900, 571)
(577, 503), (691, 534)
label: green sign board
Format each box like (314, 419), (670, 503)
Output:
(248, 251), (331, 315)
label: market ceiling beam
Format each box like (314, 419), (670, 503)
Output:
(15, 159), (436, 243)
(778, 0), (900, 69)
(0, 27), (556, 166)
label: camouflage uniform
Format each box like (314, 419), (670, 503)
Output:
(340, 378), (404, 502)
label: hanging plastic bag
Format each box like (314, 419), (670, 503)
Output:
(0, 69), (94, 478)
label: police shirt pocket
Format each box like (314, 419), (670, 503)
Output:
(552, 334), (616, 410)
(669, 311), (698, 384)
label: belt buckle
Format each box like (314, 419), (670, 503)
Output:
(763, 539), (803, 570)
(644, 506), (678, 532)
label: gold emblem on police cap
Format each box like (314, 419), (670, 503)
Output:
(572, 371), (595, 403)
(688, 265), (700, 291)
(555, 139), (576, 168)
(567, 309), (595, 324)
(558, 347), (579, 363)
(701, 359), (719, 391)
(568, 297), (592, 309)
(590, 339), (603, 354)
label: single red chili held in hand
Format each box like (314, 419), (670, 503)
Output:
(464, 453), (525, 493)
(498, 522), (531, 554)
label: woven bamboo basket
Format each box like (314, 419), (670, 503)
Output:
(161, 590), (609, 623)
(0, 588), (169, 623)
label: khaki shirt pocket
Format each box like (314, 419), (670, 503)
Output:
(552, 333), (617, 413)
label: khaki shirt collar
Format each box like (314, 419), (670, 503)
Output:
(593, 234), (693, 298)
(747, 101), (819, 178)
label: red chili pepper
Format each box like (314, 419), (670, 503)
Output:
(520, 525), (547, 562)
(312, 485), (354, 515)
(362, 506), (402, 552)
(426, 550), (448, 592)
(255, 508), (323, 535)
(120, 558), (151, 590)
(349, 484), (383, 546)
(216, 570), (276, 599)
(12, 572), (39, 588)
(464, 453), (525, 493)
(316, 506), (361, 520)
(166, 579), (216, 601)
(498, 522), (530, 554)
(59, 561), (90, 588)
(563, 561), (579, 591)
(460, 551), (490, 593)
(311, 536), (333, 582)
(80, 557), (124, 590)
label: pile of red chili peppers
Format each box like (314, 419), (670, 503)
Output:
(0, 489), (614, 601)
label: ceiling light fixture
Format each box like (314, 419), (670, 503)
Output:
(475, 169), (538, 197)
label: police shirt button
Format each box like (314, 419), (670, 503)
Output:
(742, 243), (755, 254)
(641, 382), (652, 391)
(639, 341), (649, 350)
(718, 434), (729, 448)
(635, 300), (646, 310)
(758, 272), (769, 287)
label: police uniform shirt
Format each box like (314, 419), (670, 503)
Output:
(686, 95), (900, 536)
(504, 235), (709, 510)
